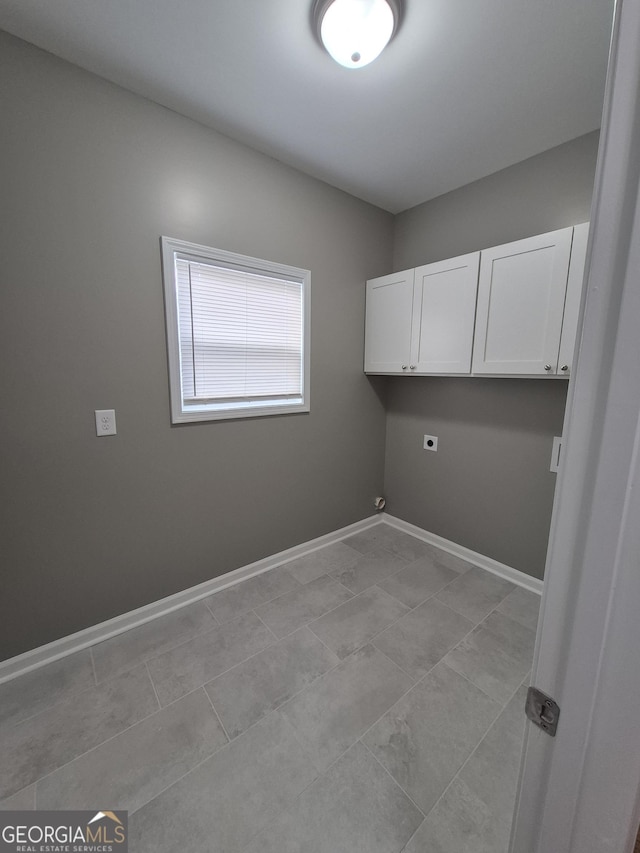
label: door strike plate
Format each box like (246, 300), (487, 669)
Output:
(525, 686), (560, 736)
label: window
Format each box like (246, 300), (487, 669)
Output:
(161, 237), (310, 423)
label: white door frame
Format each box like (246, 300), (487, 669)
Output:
(511, 0), (640, 850)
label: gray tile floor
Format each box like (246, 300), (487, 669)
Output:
(0, 523), (540, 852)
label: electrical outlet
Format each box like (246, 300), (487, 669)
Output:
(95, 409), (117, 436)
(423, 434), (438, 452)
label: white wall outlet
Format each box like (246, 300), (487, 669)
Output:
(95, 409), (117, 436)
(550, 436), (562, 472)
(423, 434), (438, 452)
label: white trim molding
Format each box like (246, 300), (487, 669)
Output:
(383, 514), (543, 595)
(0, 514), (543, 686)
(511, 0), (640, 850)
(0, 516), (380, 685)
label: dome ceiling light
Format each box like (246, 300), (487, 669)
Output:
(313, 0), (403, 69)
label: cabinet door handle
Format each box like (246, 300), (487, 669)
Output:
(410, 365), (416, 370)
(544, 365), (552, 372)
(401, 365), (408, 370)
(561, 365), (569, 372)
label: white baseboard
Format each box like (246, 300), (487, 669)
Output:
(383, 514), (544, 595)
(0, 513), (542, 685)
(0, 515), (383, 685)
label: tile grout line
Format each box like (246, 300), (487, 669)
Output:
(247, 623), (447, 793)
(327, 547), (414, 592)
(99, 595), (328, 691)
(301, 574), (492, 689)
(317, 595), (527, 788)
(144, 662), (163, 711)
(27, 684), (237, 811)
(62, 553), (525, 840)
(15, 649), (263, 803)
(6, 534), (536, 814)
(200, 630), (342, 742)
(410, 673), (532, 831)
(2, 658), (161, 734)
(89, 647), (98, 686)
(18, 549), (460, 736)
(259, 544), (398, 620)
(10, 550), (523, 746)
(202, 686), (232, 744)
(122, 737), (242, 818)
(211, 661), (336, 744)
(395, 674), (525, 853)
(152, 616), (345, 721)
(92, 611), (224, 686)
(250, 609), (282, 643)
(15, 693), (171, 801)
(371, 579), (454, 613)
(359, 738), (428, 818)
(144, 613), (279, 702)
(0, 782), (39, 811)
(235, 721), (339, 853)
(265, 559), (471, 646)
(149, 612), (354, 717)
(259, 656), (340, 723)
(288, 548), (362, 586)
(260, 536), (365, 576)
(258, 578), (357, 641)
(110, 697), (328, 823)
(438, 571), (540, 636)
(279, 656), (451, 799)
(347, 660), (444, 754)
(207, 567), (305, 624)
(247, 561), (523, 666)
(491, 599), (541, 634)
(443, 592), (539, 692)
(334, 588), (473, 663)
(203, 599), (220, 624)
(254, 555), (440, 644)
(432, 585), (515, 626)
(302, 583), (416, 654)
(44, 541), (508, 727)
(26, 615), (513, 816)
(368, 644), (421, 683)
(159, 613), (281, 702)
(440, 659), (508, 706)
(312, 551), (507, 656)
(291, 623), (343, 663)
(120, 540), (488, 682)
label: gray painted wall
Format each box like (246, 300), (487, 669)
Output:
(0, 32), (393, 660)
(0, 29), (601, 657)
(393, 131), (600, 269)
(384, 133), (600, 578)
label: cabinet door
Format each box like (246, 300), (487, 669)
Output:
(472, 227), (573, 375)
(412, 252), (480, 373)
(558, 222), (589, 376)
(364, 269), (415, 373)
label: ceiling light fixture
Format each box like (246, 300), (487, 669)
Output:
(313, 0), (402, 69)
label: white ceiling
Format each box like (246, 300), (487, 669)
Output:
(0, 0), (615, 213)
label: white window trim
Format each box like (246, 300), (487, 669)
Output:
(160, 236), (311, 424)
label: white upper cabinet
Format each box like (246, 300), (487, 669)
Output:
(365, 254), (480, 375)
(364, 269), (415, 373)
(472, 227), (574, 375)
(412, 253), (480, 373)
(558, 222), (590, 375)
(364, 224), (589, 379)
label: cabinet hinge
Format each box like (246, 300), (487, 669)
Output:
(525, 686), (560, 736)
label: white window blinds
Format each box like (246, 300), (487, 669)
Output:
(162, 238), (309, 422)
(175, 258), (304, 405)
